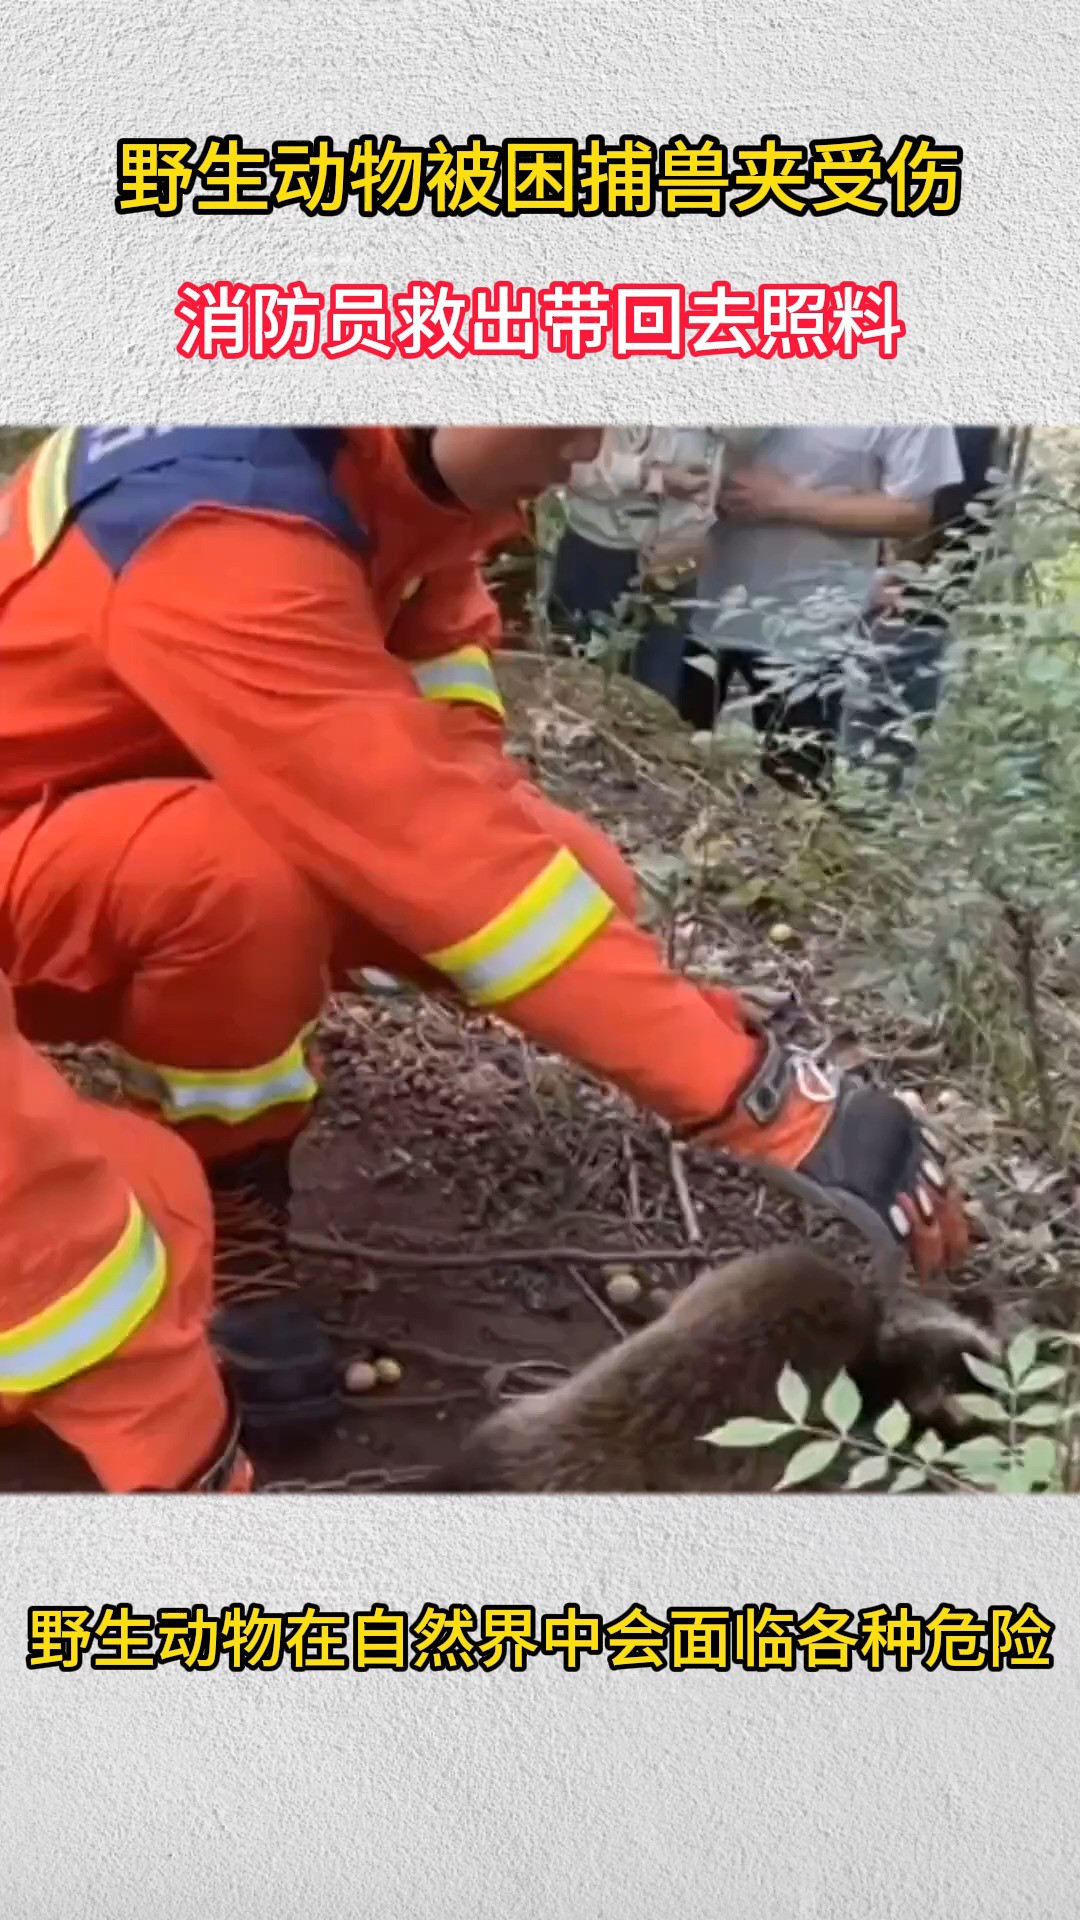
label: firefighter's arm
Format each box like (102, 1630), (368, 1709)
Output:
(386, 558), (510, 773)
(105, 508), (762, 1132)
(378, 427), (522, 769)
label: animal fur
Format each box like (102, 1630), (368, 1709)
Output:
(426, 1244), (1004, 1494)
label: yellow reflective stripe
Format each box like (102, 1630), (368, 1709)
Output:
(26, 427), (78, 564)
(412, 645), (507, 720)
(0, 1196), (167, 1395)
(426, 849), (615, 1008)
(115, 1028), (319, 1127)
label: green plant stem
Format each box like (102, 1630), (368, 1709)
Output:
(790, 1421), (970, 1495)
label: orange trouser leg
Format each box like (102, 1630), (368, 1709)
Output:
(20, 1103), (236, 1492)
(331, 778), (639, 989)
(0, 779), (335, 1164)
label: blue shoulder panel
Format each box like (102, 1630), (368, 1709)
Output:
(64, 427), (368, 576)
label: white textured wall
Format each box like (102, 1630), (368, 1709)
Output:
(2, 1499), (1077, 1918)
(6, 0), (1079, 419)
(3, 4), (1080, 1915)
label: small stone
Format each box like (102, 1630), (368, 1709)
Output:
(605, 1271), (643, 1308)
(374, 1356), (404, 1386)
(344, 1360), (378, 1394)
(768, 922), (800, 948)
(648, 1286), (674, 1317)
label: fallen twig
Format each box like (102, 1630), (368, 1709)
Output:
(667, 1137), (703, 1245)
(258, 1465), (434, 1494)
(622, 1134), (643, 1224)
(565, 1265), (629, 1343)
(549, 697), (718, 805)
(343, 1389), (482, 1411)
(292, 1230), (713, 1270)
(1004, 903), (1059, 1154)
(350, 1337), (502, 1373)
(334, 1337), (570, 1403)
(485, 1358), (571, 1401)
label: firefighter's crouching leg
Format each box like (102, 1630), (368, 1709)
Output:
(2, 777), (334, 1166)
(26, 1105), (254, 1493)
(2, 777), (337, 1317)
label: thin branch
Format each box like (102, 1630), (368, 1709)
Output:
(292, 1230), (713, 1270)
(1004, 903), (1059, 1152)
(565, 1266), (630, 1343)
(622, 1133), (643, 1224)
(341, 1389), (482, 1412)
(667, 1137), (703, 1244)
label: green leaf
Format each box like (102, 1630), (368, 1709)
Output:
(1007, 1328), (1039, 1384)
(994, 1460), (1035, 1493)
(1014, 1401), (1066, 1429)
(873, 1402), (911, 1450)
(844, 1454), (889, 1489)
(1018, 1434), (1058, 1488)
(915, 1430), (946, 1464)
(776, 1365), (810, 1425)
(962, 1354), (1011, 1393)
(726, 874), (783, 912)
(1014, 1364), (1068, 1396)
(822, 1369), (862, 1436)
(943, 1434), (1009, 1473)
(702, 1417), (793, 1449)
(775, 1438), (842, 1490)
(951, 1393), (1010, 1424)
(889, 1466), (929, 1493)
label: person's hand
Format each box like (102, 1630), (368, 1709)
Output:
(715, 463), (806, 525)
(651, 462), (715, 505)
(868, 568), (904, 615)
(688, 1014), (971, 1282)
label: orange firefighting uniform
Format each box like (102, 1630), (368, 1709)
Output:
(0, 425), (769, 1170)
(0, 970), (251, 1491)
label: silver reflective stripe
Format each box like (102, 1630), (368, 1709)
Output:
(119, 1057), (317, 1123)
(448, 868), (608, 1000)
(0, 1210), (165, 1392)
(413, 659), (497, 698)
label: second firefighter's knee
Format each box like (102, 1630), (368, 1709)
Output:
(134, 787), (335, 977)
(203, 835), (331, 959)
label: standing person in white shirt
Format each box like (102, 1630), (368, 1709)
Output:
(682, 427), (965, 795)
(845, 426), (1005, 795)
(547, 427), (723, 704)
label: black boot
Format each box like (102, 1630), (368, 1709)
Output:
(208, 1143), (342, 1436)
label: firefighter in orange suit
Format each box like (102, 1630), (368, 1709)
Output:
(0, 969), (252, 1491)
(0, 425), (968, 1440)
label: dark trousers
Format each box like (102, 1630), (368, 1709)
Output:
(678, 644), (844, 796)
(842, 617), (948, 795)
(550, 526), (841, 795)
(548, 526), (688, 706)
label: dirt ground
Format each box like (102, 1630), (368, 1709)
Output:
(0, 652), (1058, 1494)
